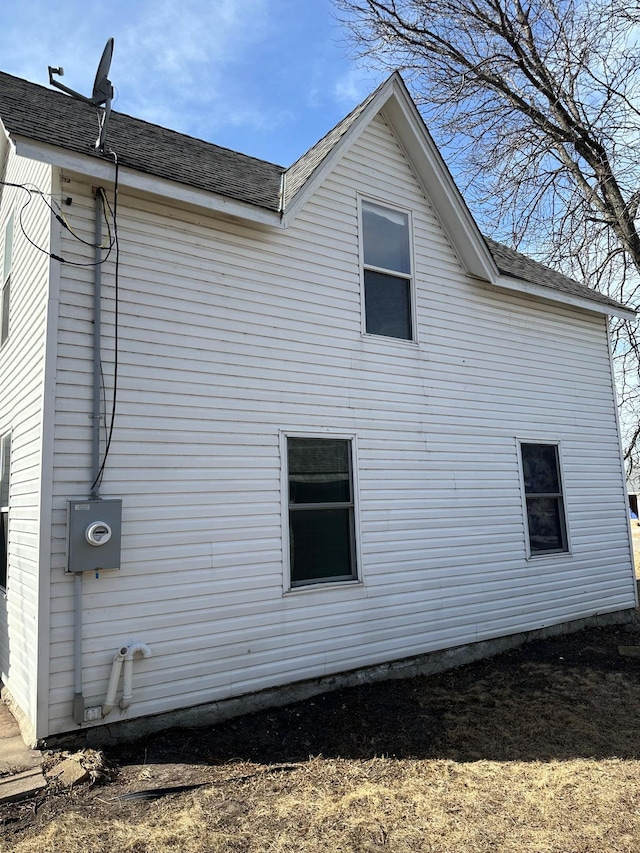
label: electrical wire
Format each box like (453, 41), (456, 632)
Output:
(5, 179), (111, 248)
(90, 151), (120, 493)
(0, 178), (115, 264)
(1, 166), (120, 492)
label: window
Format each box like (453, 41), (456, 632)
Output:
(0, 431), (11, 589)
(1, 213), (14, 346)
(520, 442), (568, 555)
(361, 199), (413, 340)
(287, 437), (357, 587)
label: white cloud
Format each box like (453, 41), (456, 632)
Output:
(333, 65), (379, 106)
(0, 0), (272, 128)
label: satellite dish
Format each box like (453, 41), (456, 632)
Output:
(48, 38), (115, 152)
(92, 38), (114, 104)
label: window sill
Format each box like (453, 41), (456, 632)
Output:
(362, 332), (419, 347)
(284, 579), (364, 596)
(526, 550), (572, 561)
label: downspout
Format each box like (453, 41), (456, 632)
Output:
(102, 646), (127, 715)
(606, 315), (639, 609)
(72, 189), (103, 725)
(120, 642), (152, 710)
(103, 642), (152, 715)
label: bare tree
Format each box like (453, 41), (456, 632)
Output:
(335, 0), (640, 471)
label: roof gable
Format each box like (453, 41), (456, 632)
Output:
(283, 81), (383, 207)
(0, 69), (633, 319)
(281, 73), (497, 283)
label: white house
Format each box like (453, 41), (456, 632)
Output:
(0, 69), (636, 746)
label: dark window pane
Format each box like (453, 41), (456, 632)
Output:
(526, 497), (565, 552)
(290, 508), (354, 584)
(362, 201), (410, 274)
(0, 432), (10, 507)
(364, 270), (411, 340)
(1, 277), (9, 345)
(289, 438), (351, 504)
(522, 443), (560, 494)
(3, 213), (13, 284)
(0, 511), (7, 588)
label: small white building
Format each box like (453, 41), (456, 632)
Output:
(0, 70), (636, 746)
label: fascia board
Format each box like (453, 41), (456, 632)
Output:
(493, 273), (636, 320)
(280, 77), (398, 228)
(380, 81), (497, 284)
(11, 136), (283, 228)
(0, 118), (13, 180)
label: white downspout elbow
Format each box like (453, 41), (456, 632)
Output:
(120, 642), (152, 711)
(102, 642), (152, 716)
(103, 646), (128, 716)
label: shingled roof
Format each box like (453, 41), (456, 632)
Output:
(484, 238), (627, 312)
(0, 69), (631, 315)
(0, 71), (284, 211)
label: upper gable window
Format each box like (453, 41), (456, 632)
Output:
(1, 212), (14, 347)
(361, 199), (413, 341)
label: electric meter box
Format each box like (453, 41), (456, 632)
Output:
(67, 498), (122, 573)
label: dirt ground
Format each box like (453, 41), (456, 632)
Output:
(2, 615), (640, 852)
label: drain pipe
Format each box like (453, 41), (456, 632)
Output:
(120, 642), (152, 710)
(72, 190), (104, 725)
(103, 643), (152, 715)
(102, 646), (127, 715)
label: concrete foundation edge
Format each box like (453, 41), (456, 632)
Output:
(39, 607), (637, 750)
(1, 687), (37, 748)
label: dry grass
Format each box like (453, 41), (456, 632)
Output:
(9, 757), (640, 853)
(4, 626), (640, 853)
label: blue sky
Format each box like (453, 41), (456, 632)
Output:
(0, 0), (382, 166)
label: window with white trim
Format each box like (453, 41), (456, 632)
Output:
(287, 437), (357, 587)
(1, 212), (14, 346)
(361, 199), (413, 340)
(0, 431), (11, 589)
(519, 441), (568, 555)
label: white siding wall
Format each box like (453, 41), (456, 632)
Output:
(47, 116), (635, 735)
(0, 149), (52, 732)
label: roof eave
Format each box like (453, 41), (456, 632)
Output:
(494, 272), (635, 320)
(12, 135), (284, 228)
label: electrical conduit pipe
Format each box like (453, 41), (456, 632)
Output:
(103, 643), (152, 716)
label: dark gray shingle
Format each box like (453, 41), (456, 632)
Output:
(0, 71), (284, 211)
(485, 237), (627, 312)
(0, 70), (631, 315)
(284, 82), (382, 206)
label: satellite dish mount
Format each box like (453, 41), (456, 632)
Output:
(48, 38), (115, 153)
